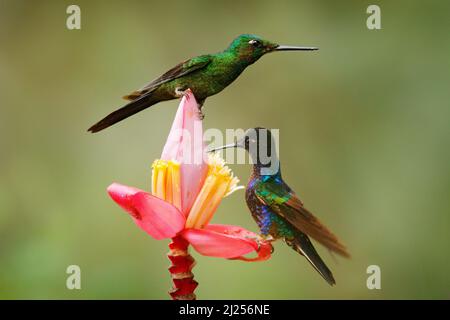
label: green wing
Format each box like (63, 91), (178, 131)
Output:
(123, 55), (212, 100)
(254, 178), (350, 257)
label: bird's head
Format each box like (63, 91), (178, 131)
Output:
(226, 34), (318, 64)
(209, 127), (280, 175)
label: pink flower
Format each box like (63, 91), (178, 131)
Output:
(107, 90), (272, 262)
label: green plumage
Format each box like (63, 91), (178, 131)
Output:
(212, 128), (350, 286)
(88, 35), (317, 132)
(246, 167), (337, 286)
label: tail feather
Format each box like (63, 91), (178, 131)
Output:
(286, 232), (336, 286)
(88, 94), (158, 133)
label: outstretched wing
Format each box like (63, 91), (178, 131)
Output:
(254, 179), (350, 257)
(123, 55), (212, 100)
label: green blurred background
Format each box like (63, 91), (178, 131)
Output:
(1, 0), (449, 299)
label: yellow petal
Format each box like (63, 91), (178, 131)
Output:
(167, 161), (181, 211)
(152, 160), (168, 200)
(151, 159), (182, 212)
(185, 153), (241, 229)
(185, 174), (218, 228)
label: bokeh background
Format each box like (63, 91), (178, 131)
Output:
(1, 0), (449, 299)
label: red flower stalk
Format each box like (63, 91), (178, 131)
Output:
(107, 90), (272, 299)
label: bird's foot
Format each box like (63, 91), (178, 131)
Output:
(197, 107), (205, 120)
(244, 234), (275, 253)
(175, 87), (191, 99)
(197, 100), (205, 120)
(175, 87), (205, 120)
(261, 235), (275, 253)
(262, 234), (275, 242)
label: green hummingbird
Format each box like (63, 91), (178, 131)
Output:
(88, 34), (317, 133)
(210, 128), (350, 285)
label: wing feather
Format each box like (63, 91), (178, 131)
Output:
(123, 55), (212, 101)
(254, 180), (350, 257)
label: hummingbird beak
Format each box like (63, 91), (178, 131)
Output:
(208, 135), (247, 153)
(207, 143), (238, 153)
(274, 45), (318, 51)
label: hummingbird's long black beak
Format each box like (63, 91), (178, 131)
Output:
(207, 143), (238, 153)
(274, 45), (318, 51)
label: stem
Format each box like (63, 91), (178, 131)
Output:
(167, 235), (198, 300)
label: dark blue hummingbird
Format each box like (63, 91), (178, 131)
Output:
(210, 128), (350, 285)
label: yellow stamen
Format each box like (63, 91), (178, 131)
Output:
(151, 159), (182, 211)
(167, 161), (181, 211)
(152, 160), (167, 199)
(152, 153), (241, 228)
(185, 153), (240, 229)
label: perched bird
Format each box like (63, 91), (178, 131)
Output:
(88, 34), (317, 133)
(210, 128), (350, 285)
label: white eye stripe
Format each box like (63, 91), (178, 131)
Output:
(249, 39), (261, 46)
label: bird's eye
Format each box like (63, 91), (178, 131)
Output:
(249, 39), (262, 47)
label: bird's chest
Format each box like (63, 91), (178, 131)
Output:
(246, 179), (293, 238)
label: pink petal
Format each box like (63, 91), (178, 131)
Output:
(231, 240), (273, 262)
(160, 89), (208, 215)
(107, 183), (186, 240)
(131, 192), (186, 240)
(180, 162), (208, 216)
(107, 183), (143, 218)
(180, 224), (273, 261)
(161, 89), (202, 162)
